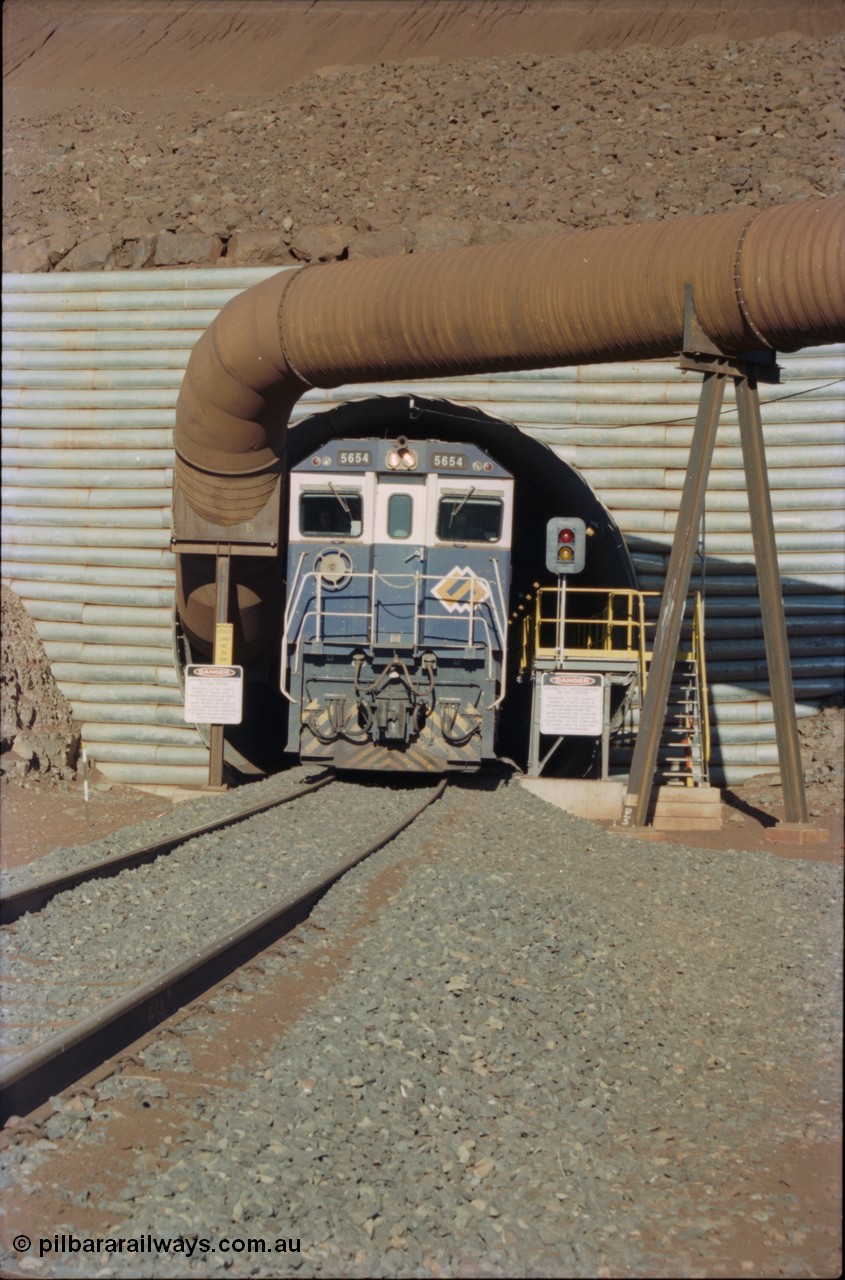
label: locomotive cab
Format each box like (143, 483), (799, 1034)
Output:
(282, 438), (513, 771)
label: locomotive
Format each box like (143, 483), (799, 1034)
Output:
(282, 435), (514, 771)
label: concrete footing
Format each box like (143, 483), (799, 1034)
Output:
(764, 823), (830, 845)
(519, 777), (626, 821)
(519, 778), (725, 831)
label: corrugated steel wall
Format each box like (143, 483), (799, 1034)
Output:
(3, 267), (843, 787)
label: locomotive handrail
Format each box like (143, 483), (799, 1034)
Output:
(282, 567), (507, 700)
(285, 569), (505, 644)
(489, 556), (510, 709)
(279, 551), (309, 702)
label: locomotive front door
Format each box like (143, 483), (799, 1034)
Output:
(372, 478), (427, 648)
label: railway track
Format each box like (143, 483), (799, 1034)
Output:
(0, 773), (334, 925)
(0, 776), (447, 1124)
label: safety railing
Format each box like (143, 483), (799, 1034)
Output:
(692, 590), (711, 769)
(515, 586), (709, 733)
(281, 563), (508, 704)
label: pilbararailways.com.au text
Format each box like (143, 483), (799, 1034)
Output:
(21, 1233), (301, 1258)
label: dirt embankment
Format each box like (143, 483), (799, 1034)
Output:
(5, 1), (844, 95)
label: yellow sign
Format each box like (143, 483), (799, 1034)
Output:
(214, 622), (234, 665)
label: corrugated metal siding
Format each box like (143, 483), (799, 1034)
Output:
(3, 267), (843, 786)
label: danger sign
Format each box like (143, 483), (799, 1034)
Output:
(184, 664), (244, 725)
(540, 672), (603, 736)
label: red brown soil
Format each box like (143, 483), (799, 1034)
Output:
(3, 1), (844, 272)
(6, 1), (843, 97)
(0, 777), (171, 870)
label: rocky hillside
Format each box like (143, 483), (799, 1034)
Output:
(3, 19), (843, 272)
(0, 586), (79, 784)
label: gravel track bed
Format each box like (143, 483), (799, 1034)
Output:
(4, 774), (840, 1278)
(0, 776), (430, 1054)
(0, 767), (326, 894)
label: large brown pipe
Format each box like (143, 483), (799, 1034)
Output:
(174, 196), (845, 527)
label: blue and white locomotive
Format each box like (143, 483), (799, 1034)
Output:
(282, 436), (514, 771)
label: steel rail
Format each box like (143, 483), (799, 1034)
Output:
(0, 775), (334, 925)
(0, 777), (447, 1123)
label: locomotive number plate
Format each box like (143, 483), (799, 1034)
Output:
(430, 451), (467, 470)
(337, 450), (372, 466)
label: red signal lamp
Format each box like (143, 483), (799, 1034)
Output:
(545, 517), (586, 574)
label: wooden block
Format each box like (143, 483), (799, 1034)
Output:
(652, 815), (724, 831)
(652, 801), (722, 818)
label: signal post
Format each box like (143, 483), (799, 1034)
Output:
(526, 517), (625, 778)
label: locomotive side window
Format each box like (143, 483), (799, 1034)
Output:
(436, 494), (503, 543)
(387, 493), (413, 539)
(300, 489), (363, 538)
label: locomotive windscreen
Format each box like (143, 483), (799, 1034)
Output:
(436, 494), (504, 543)
(299, 490), (363, 538)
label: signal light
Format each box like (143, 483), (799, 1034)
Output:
(545, 517), (586, 574)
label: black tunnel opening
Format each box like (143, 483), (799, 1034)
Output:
(177, 395), (637, 777)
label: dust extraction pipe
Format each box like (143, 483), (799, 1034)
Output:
(174, 195), (845, 529)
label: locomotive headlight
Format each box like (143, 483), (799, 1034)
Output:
(387, 438), (418, 470)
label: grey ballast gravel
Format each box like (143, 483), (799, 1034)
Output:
(1, 774), (841, 1278)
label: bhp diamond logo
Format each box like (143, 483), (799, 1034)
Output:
(431, 567), (491, 614)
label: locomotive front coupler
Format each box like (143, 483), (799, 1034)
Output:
(352, 652), (437, 708)
(351, 652), (438, 745)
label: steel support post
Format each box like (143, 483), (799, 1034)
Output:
(527, 670), (542, 777)
(621, 370), (727, 826)
(207, 548), (231, 789)
(601, 676), (612, 781)
(735, 375), (808, 823)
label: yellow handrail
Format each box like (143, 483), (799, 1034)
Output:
(693, 591), (711, 767)
(516, 586), (708, 746)
(512, 584), (710, 777)
(520, 586), (657, 664)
